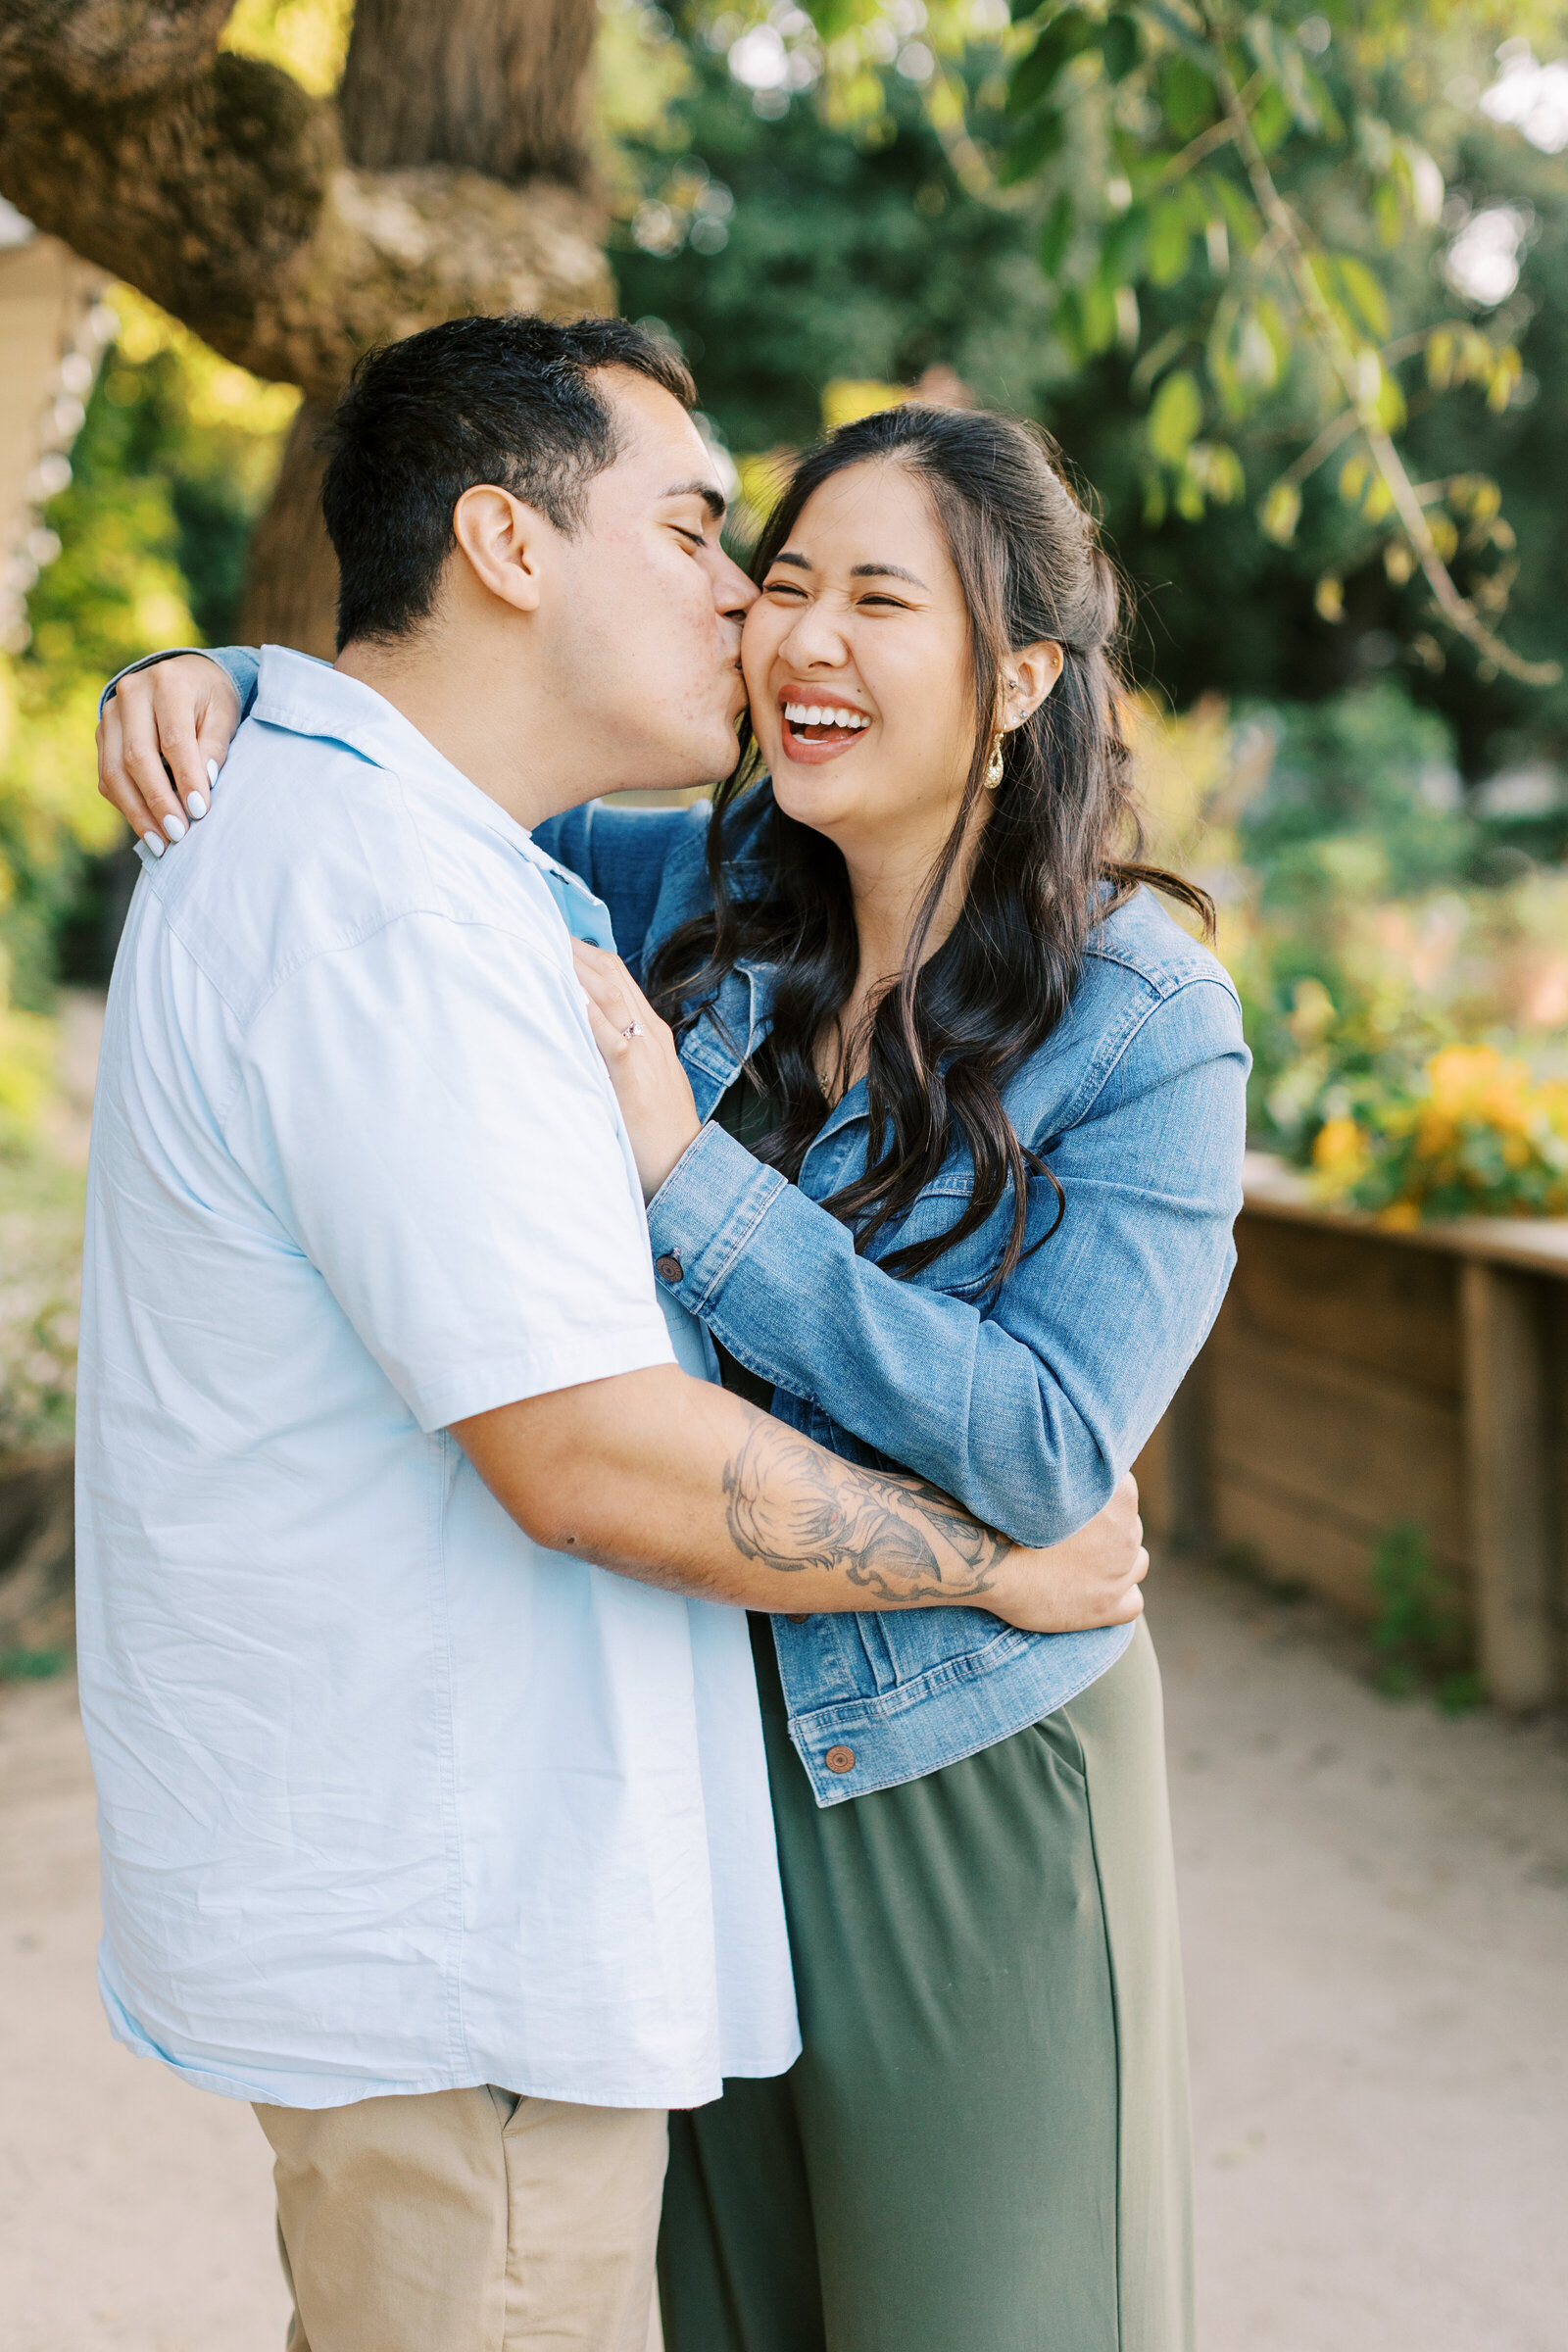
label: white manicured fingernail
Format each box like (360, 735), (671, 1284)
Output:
(206, 760), (219, 787)
(163, 811), (187, 842)
(141, 831), (166, 858)
(186, 791), (208, 818)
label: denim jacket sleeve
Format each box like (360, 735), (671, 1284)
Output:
(646, 970), (1249, 1549)
(98, 644), (261, 721)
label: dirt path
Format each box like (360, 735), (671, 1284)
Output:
(4, 1556), (1567, 2351)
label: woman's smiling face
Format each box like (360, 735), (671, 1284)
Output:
(742, 458), (979, 869)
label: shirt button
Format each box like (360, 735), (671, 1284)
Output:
(824, 1745), (856, 1776)
(785, 1613), (810, 1625)
(655, 1253), (684, 1284)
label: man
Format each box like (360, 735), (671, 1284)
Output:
(81, 315), (1144, 2352)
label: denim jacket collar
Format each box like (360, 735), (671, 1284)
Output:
(678, 960), (872, 1164)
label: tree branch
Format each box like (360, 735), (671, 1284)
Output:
(0, 48), (612, 400)
(0, 0), (233, 102)
(1206, 40), (1558, 686)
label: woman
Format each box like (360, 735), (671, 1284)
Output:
(97, 402), (1247, 2351)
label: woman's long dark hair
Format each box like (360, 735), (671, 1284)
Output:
(648, 402), (1212, 1288)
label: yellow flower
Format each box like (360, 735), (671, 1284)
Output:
(1311, 1115), (1370, 1194)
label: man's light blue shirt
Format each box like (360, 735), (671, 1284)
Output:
(75, 647), (798, 2110)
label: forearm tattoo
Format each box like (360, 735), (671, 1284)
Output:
(721, 1417), (1009, 1604)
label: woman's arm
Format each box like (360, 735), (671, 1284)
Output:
(643, 975), (1248, 1550)
(97, 647), (258, 845)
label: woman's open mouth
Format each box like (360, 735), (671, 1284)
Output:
(779, 696), (872, 764)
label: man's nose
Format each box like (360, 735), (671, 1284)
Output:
(714, 546), (759, 625)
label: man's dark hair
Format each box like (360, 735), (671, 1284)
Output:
(319, 314), (697, 649)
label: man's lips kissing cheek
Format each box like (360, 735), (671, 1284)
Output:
(778, 689), (873, 765)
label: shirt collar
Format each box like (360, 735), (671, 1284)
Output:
(251, 643), (571, 889)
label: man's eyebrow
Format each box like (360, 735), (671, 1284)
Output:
(663, 478), (727, 522)
(850, 561), (928, 588)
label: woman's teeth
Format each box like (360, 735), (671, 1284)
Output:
(783, 704), (869, 731)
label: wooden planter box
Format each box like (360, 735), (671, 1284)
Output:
(1136, 1155), (1568, 1711)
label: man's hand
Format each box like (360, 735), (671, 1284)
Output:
(988, 1473), (1148, 1634)
(97, 654), (242, 852)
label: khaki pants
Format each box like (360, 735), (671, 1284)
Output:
(254, 2086), (668, 2352)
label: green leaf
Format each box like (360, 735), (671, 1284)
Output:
(1100, 12), (1141, 82)
(1147, 199), (1192, 287)
(1149, 368), (1203, 463)
(1158, 56), (1216, 142)
(1250, 79), (1292, 153)
(1007, 9), (1093, 115)
(1261, 478), (1301, 545)
(1038, 188), (1075, 277)
(1426, 328), (1456, 389)
(997, 105), (1068, 184)
(1102, 204), (1148, 286)
(1256, 295), (1291, 379)
(1339, 451), (1370, 506)
(1207, 173), (1259, 253)
(1336, 255), (1391, 341)
(1374, 368), (1406, 433)
(1053, 286), (1087, 365)
(1079, 277), (1118, 356)
(1197, 441), (1246, 503)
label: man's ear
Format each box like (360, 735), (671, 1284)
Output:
(451, 485), (548, 614)
(1001, 638), (1065, 730)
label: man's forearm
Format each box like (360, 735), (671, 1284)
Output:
(455, 1365), (1011, 1613)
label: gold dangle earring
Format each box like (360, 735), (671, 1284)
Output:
(985, 733), (1005, 789)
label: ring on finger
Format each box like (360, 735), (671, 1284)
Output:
(621, 1020), (646, 1040)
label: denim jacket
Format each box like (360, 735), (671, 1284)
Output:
(113, 647), (1250, 1803)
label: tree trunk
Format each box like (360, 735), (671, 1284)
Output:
(240, 401), (338, 655)
(340, 0), (597, 189)
(0, 0), (615, 656)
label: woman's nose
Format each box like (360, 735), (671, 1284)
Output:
(781, 603), (849, 666)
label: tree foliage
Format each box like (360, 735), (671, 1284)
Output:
(614, 0), (1568, 760)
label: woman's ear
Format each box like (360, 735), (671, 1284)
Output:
(1000, 639), (1065, 730)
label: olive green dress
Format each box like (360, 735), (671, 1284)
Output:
(657, 1083), (1196, 2352)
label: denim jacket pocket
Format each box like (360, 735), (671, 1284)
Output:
(870, 1168), (1063, 1301)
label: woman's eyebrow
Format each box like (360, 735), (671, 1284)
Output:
(850, 562), (928, 587)
(766, 552), (929, 588)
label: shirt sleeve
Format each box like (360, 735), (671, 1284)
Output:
(98, 645), (260, 721)
(228, 907), (675, 1430)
